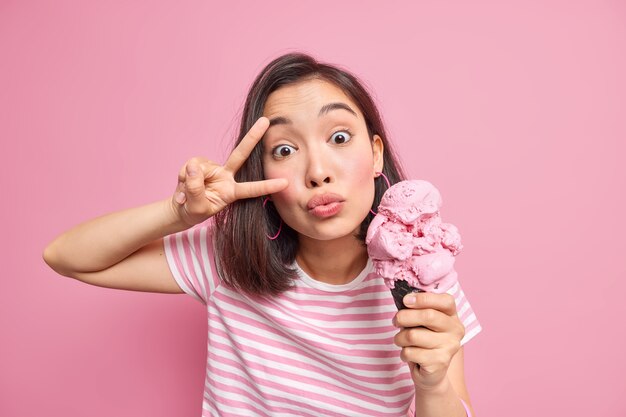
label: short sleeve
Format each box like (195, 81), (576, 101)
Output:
(446, 281), (482, 345)
(163, 220), (221, 305)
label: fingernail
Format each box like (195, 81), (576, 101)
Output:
(175, 192), (186, 204)
(186, 165), (197, 176)
(404, 295), (416, 306)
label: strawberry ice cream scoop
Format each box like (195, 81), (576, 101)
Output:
(377, 180), (442, 224)
(366, 180), (463, 309)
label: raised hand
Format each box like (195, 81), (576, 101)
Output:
(171, 117), (288, 226)
(392, 292), (465, 391)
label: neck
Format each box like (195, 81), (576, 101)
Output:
(296, 233), (369, 285)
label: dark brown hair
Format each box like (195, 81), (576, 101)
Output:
(214, 52), (406, 297)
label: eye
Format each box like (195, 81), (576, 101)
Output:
(271, 144), (297, 159)
(329, 129), (353, 145)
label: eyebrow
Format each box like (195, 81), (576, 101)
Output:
(267, 102), (358, 127)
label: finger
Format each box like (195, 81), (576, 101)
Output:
(403, 292), (458, 316)
(400, 346), (439, 367)
(224, 117), (270, 173)
(395, 308), (451, 332)
(182, 162), (207, 211)
(178, 158), (214, 183)
(234, 178), (289, 200)
(394, 327), (442, 349)
(174, 181), (186, 205)
(401, 347), (450, 382)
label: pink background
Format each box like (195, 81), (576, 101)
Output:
(2, 0), (625, 416)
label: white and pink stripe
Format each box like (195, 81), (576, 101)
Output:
(164, 223), (482, 417)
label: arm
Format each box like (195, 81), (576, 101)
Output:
(394, 292), (476, 417)
(43, 198), (189, 293)
(43, 117), (287, 293)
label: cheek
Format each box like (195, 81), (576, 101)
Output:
(342, 152), (375, 185)
(341, 151), (376, 208)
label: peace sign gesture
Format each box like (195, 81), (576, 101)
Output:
(171, 117), (288, 227)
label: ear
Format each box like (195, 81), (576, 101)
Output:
(372, 134), (384, 174)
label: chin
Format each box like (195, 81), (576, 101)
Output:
(301, 224), (363, 242)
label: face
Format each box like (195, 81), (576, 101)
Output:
(261, 78), (384, 242)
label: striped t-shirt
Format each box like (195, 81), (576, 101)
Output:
(164, 222), (482, 417)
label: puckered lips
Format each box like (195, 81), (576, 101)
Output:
(307, 193), (345, 218)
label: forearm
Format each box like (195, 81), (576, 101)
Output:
(44, 197), (189, 275)
(413, 377), (471, 417)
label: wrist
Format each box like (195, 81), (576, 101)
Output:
(161, 197), (194, 234)
(413, 378), (469, 417)
(414, 376), (452, 397)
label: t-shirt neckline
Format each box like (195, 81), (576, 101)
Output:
(293, 257), (373, 292)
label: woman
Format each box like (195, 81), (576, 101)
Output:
(44, 52), (481, 416)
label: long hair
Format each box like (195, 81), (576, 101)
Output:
(214, 52), (407, 297)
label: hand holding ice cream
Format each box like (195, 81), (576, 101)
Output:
(369, 179), (468, 389)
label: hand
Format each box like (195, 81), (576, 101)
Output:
(392, 292), (465, 391)
(171, 117), (288, 226)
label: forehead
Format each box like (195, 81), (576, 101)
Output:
(262, 79), (362, 119)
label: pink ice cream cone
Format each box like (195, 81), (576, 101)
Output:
(366, 180), (463, 310)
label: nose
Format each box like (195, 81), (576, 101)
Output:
(305, 149), (334, 188)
